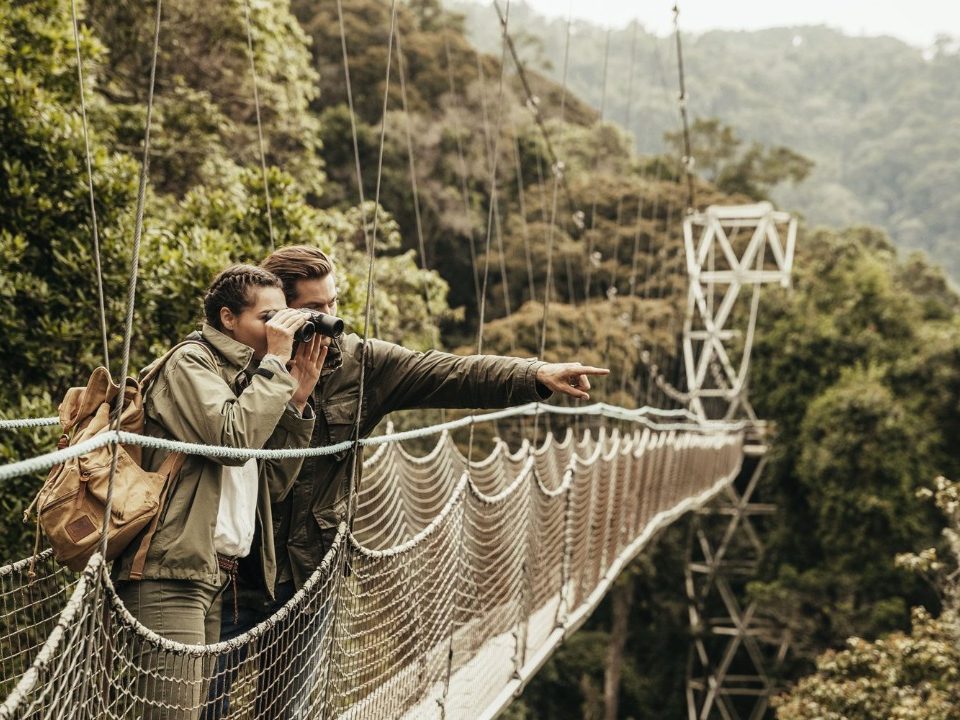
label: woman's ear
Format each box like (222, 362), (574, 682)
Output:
(220, 307), (236, 332)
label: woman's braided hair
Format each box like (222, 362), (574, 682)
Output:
(203, 264), (283, 329)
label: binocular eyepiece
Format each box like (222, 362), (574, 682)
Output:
(265, 309), (345, 344)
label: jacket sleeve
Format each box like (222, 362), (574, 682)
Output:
(148, 349), (297, 466)
(365, 339), (551, 416)
(262, 405), (315, 502)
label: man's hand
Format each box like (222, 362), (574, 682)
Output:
(535, 363), (610, 401)
(289, 336), (329, 413)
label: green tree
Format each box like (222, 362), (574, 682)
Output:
(0, 0), (138, 408)
(86, 0), (325, 196)
(665, 118), (813, 200)
(775, 477), (960, 719)
(0, 0), (138, 557)
(748, 226), (960, 661)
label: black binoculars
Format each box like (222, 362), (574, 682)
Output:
(265, 309), (345, 344)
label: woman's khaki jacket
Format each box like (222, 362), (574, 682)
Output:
(113, 324), (314, 598)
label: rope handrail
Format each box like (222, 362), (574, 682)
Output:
(0, 402), (750, 482)
(0, 403), (707, 431)
(0, 417), (61, 429)
(0, 408), (745, 719)
(0, 401), (728, 433)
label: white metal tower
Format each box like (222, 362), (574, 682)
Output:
(684, 202), (797, 720)
(681, 202), (797, 421)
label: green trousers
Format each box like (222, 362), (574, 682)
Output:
(116, 578), (227, 720)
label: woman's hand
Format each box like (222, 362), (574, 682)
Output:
(289, 336), (329, 413)
(264, 308), (306, 365)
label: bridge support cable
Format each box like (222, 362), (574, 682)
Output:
(393, 21), (438, 344)
(442, 36), (483, 313)
(672, 4), (696, 213)
(488, 1), (590, 432)
(583, 28), (612, 303)
(472, 42), (516, 355)
(241, 0), (275, 250)
(509, 126), (537, 304)
(652, 38), (693, 410)
(69, 0), (110, 369)
(491, 0), (578, 221)
(99, 0), (163, 564)
(0, 403), (744, 720)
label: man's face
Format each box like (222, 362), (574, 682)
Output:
(290, 274), (338, 316)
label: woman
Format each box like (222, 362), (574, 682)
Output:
(113, 264), (325, 720)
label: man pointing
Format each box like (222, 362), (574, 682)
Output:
(261, 244), (609, 591)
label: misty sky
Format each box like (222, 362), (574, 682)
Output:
(472, 0), (960, 47)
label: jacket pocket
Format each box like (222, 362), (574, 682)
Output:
(323, 395), (358, 442)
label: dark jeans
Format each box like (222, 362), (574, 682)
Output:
(203, 581), (329, 719)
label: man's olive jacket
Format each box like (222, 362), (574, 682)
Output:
(113, 324), (314, 596)
(273, 333), (549, 588)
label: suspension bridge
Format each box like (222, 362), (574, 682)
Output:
(0, 1), (797, 718)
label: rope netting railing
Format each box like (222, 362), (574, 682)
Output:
(0, 405), (743, 720)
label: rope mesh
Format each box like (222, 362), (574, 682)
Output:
(0, 413), (741, 719)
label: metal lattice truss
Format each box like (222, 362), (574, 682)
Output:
(685, 443), (790, 720)
(682, 203), (797, 421)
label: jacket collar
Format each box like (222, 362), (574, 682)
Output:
(320, 335), (345, 377)
(199, 323), (255, 373)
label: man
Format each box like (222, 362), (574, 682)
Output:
(221, 244), (607, 717)
(262, 244), (608, 590)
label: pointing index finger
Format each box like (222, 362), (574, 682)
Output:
(575, 365), (610, 375)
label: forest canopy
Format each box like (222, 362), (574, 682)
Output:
(1, 0), (959, 717)
(454, 0), (960, 283)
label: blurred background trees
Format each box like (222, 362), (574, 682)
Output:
(454, 1), (960, 282)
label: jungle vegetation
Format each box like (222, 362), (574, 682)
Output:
(454, 0), (960, 283)
(1, 1), (959, 716)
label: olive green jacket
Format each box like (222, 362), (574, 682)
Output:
(113, 324), (314, 596)
(273, 333), (549, 588)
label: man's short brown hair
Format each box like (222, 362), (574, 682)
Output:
(261, 245), (334, 303)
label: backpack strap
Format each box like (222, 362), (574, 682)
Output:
(128, 450), (187, 581)
(140, 339), (219, 389)
(128, 339), (218, 581)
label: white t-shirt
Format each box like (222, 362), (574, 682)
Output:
(213, 458), (259, 558)
(212, 357), (304, 559)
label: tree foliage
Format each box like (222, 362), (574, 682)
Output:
(455, 2), (960, 281)
(665, 117), (813, 200)
(775, 477), (960, 719)
(748, 226), (960, 662)
(86, 0), (325, 196)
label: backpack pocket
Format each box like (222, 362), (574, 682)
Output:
(38, 444), (166, 572)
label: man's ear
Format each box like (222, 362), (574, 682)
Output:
(220, 307), (236, 331)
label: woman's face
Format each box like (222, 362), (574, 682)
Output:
(220, 286), (287, 360)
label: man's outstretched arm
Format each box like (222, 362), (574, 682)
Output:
(364, 339), (609, 415)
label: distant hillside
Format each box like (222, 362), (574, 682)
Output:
(451, 1), (960, 280)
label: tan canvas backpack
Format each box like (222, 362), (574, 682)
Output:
(26, 341), (215, 575)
